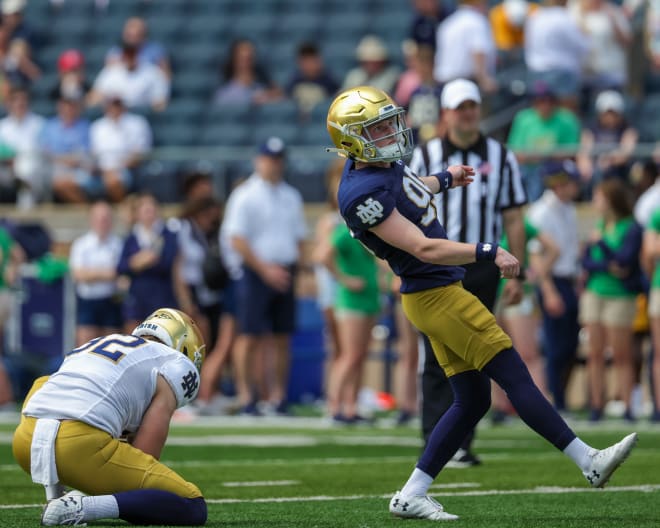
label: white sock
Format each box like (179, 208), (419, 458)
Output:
(563, 437), (597, 472)
(82, 495), (119, 522)
(401, 467), (434, 497)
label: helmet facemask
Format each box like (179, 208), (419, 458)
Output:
(359, 106), (413, 162)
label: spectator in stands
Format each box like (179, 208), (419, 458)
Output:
(0, 0), (37, 50)
(527, 161), (582, 413)
(569, 0), (632, 109)
(106, 16), (171, 78)
(68, 200), (123, 347)
(489, 0), (537, 59)
(581, 178), (643, 421)
(404, 43), (444, 143)
(643, 0), (660, 93)
(434, 0), (498, 96)
(89, 43), (170, 112)
(213, 38), (282, 106)
(116, 192), (183, 334)
(341, 35), (401, 95)
(524, 0), (590, 111)
(394, 40), (423, 108)
(507, 82), (582, 201)
(49, 49), (90, 102)
(39, 91), (93, 204)
(90, 95), (152, 202)
(577, 90), (639, 193)
(635, 162), (660, 227)
(0, 86), (45, 208)
(409, 0), (448, 51)
(285, 41), (339, 117)
(641, 205), (660, 421)
(182, 171), (216, 203)
(0, 37), (40, 95)
(222, 137), (307, 415)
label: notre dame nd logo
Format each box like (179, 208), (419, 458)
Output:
(181, 371), (199, 399)
(356, 198), (384, 225)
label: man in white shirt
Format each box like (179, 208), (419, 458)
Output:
(13, 308), (207, 526)
(0, 87), (46, 207)
(634, 165), (660, 227)
(524, 0), (590, 109)
(89, 43), (170, 112)
(90, 96), (152, 202)
(69, 201), (123, 346)
(222, 137), (308, 414)
(527, 160), (582, 412)
(434, 0), (497, 95)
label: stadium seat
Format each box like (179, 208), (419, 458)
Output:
(298, 121), (331, 147)
(227, 13), (275, 42)
(144, 14), (186, 42)
(200, 122), (253, 147)
(253, 100), (300, 125)
(254, 122), (300, 145)
(170, 43), (219, 71)
(153, 122), (201, 147)
(203, 103), (254, 126)
(280, 0), (326, 14)
(171, 72), (216, 100)
(287, 157), (331, 202)
(161, 98), (206, 124)
(274, 13), (323, 43)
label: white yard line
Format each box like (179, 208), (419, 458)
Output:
(2, 484), (658, 510)
(222, 480), (300, 487)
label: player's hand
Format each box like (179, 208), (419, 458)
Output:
(495, 247), (520, 279)
(446, 165), (475, 188)
(260, 263), (291, 292)
(542, 288), (565, 316)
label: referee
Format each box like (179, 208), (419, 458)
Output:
(409, 79), (527, 464)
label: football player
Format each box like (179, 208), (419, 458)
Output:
(12, 308), (207, 526)
(327, 86), (638, 521)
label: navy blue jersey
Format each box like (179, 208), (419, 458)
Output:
(338, 159), (465, 293)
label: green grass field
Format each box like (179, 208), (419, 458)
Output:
(0, 414), (658, 527)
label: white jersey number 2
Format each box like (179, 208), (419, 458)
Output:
(66, 335), (147, 363)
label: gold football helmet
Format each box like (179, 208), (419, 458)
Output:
(327, 86), (413, 163)
(132, 308), (206, 371)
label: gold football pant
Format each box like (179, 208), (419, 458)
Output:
(402, 282), (512, 377)
(12, 377), (201, 498)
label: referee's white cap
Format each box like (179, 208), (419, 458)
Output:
(441, 79), (481, 110)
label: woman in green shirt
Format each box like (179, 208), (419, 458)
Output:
(642, 206), (660, 422)
(318, 220), (381, 423)
(580, 179), (643, 421)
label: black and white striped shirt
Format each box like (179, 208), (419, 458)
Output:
(409, 135), (527, 244)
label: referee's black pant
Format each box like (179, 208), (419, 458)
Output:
(420, 261), (501, 445)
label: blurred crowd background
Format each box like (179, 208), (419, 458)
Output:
(0, 0), (659, 427)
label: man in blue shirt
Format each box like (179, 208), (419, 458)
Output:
(39, 93), (95, 203)
(327, 86), (637, 521)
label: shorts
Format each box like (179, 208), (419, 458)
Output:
(579, 290), (637, 327)
(76, 296), (123, 328)
(497, 292), (536, 319)
(402, 282), (512, 377)
(314, 266), (337, 311)
(235, 266), (296, 336)
(649, 289), (660, 318)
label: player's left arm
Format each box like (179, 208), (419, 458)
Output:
(131, 374), (177, 460)
(371, 208), (519, 277)
(419, 165), (474, 193)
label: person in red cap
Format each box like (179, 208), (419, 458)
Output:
(50, 49), (90, 103)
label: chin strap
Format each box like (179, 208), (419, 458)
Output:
(325, 147), (349, 158)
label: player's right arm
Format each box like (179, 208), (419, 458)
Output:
(131, 374), (177, 460)
(370, 208), (520, 278)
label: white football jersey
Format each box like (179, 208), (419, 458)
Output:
(23, 334), (199, 438)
